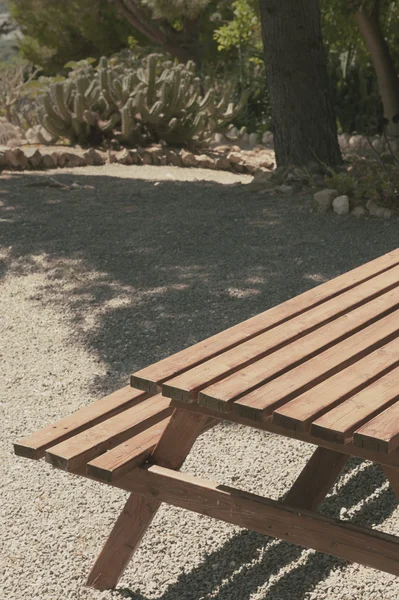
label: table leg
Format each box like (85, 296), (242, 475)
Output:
(282, 447), (349, 511)
(383, 466), (399, 499)
(86, 409), (217, 590)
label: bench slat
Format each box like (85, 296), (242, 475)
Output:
(14, 386), (150, 460)
(271, 337), (399, 432)
(354, 402), (399, 454)
(87, 417), (171, 482)
(131, 250), (399, 394)
(310, 368), (399, 444)
(198, 287), (399, 411)
(161, 266), (399, 403)
(45, 395), (172, 471)
(233, 310), (399, 421)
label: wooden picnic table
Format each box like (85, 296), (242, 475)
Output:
(14, 248), (399, 591)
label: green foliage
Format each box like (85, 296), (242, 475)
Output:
(328, 58), (384, 135)
(213, 0), (260, 53)
(325, 158), (399, 211)
(37, 53), (249, 147)
(142, 0), (212, 21)
(8, 0), (133, 74)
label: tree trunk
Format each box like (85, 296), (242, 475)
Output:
(259, 0), (342, 168)
(354, 2), (399, 137)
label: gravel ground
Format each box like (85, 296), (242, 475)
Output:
(1, 164), (399, 600)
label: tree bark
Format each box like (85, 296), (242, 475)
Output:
(259, 0), (342, 168)
(354, 2), (399, 137)
(113, 0), (201, 65)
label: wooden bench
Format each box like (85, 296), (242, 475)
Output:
(14, 248), (399, 591)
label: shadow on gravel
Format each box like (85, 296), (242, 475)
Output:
(117, 460), (398, 600)
(1, 170), (398, 599)
(0, 170), (398, 396)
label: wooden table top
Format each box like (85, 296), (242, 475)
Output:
(131, 249), (399, 460)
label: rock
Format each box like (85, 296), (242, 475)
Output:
(383, 208), (393, 219)
(239, 132), (250, 148)
(215, 156), (231, 171)
(116, 149), (134, 165)
(214, 132), (225, 145)
(349, 135), (363, 150)
(338, 133), (350, 150)
(3, 148), (28, 169)
(248, 133), (258, 148)
(83, 148), (105, 166)
(371, 137), (383, 152)
(226, 151), (242, 164)
(180, 149), (197, 167)
(83, 185), (95, 190)
(333, 194), (350, 215)
(141, 151), (153, 165)
(262, 131), (274, 146)
(70, 182), (81, 189)
(366, 199), (381, 216)
(194, 154), (216, 169)
(277, 184), (294, 195)
(52, 152), (64, 168)
(141, 145), (163, 165)
(313, 188), (338, 212)
(26, 124), (54, 145)
(28, 149), (42, 169)
(249, 169), (274, 192)
(351, 206), (366, 217)
(62, 152), (86, 167)
(165, 150), (182, 167)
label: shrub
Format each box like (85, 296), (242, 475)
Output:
(325, 156), (399, 212)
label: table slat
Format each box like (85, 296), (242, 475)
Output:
(272, 337), (399, 432)
(162, 267), (399, 403)
(131, 250), (399, 394)
(310, 367), (399, 444)
(354, 403), (399, 454)
(198, 287), (399, 411)
(233, 310), (399, 421)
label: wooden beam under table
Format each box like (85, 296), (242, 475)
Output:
(169, 399), (399, 469)
(110, 464), (399, 577)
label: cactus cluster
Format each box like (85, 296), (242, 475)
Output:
(37, 53), (249, 147)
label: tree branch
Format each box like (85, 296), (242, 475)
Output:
(112, 0), (196, 63)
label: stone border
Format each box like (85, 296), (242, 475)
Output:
(0, 144), (275, 175)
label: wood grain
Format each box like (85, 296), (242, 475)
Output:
(311, 367), (399, 444)
(233, 310), (399, 421)
(13, 386), (150, 459)
(272, 337), (399, 432)
(131, 250), (399, 394)
(169, 399), (399, 469)
(114, 464), (399, 577)
(45, 395), (172, 470)
(86, 417), (171, 482)
(282, 447), (348, 510)
(86, 408), (215, 591)
(354, 402), (399, 454)
(198, 288), (399, 412)
(162, 267), (399, 403)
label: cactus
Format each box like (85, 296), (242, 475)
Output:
(37, 51), (250, 147)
